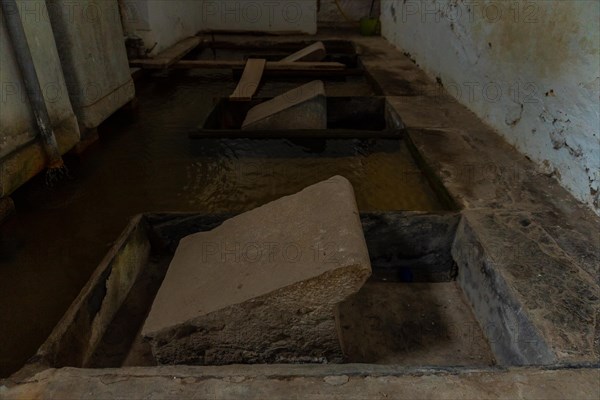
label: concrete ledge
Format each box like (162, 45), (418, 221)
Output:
(2, 366), (599, 400)
(453, 210), (599, 365)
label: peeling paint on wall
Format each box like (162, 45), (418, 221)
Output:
(381, 0), (600, 214)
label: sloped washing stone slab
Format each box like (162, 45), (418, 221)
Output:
(241, 80), (327, 130)
(142, 176), (371, 364)
(281, 41), (326, 62)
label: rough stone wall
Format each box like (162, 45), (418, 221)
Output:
(380, 0), (600, 215)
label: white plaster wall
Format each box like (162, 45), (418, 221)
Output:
(121, 0), (205, 55)
(121, 0), (318, 55)
(48, 0), (134, 129)
(198, 0), (317, 34)
(381, 0), (600, 214)
(318, 0), (380, 23)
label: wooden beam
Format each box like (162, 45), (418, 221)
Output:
(281, 41), (326, 62)
(173, 60), (246, 69)
(172, 60), (346, 71)
(243, 69), (364, 78)
(230, 59), (266, 101)
(129, 37), (201, 69)
(267, 61), (344, 71)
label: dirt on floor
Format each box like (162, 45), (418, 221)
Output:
(339, 282), (495, 366)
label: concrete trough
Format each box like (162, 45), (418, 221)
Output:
(15, 209), (596, 375)
(18, 210), (492, 372)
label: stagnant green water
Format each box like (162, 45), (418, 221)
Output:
(0, 71), (443, 377)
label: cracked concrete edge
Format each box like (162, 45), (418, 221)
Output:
(5, 363), (600, 384)
(1, 365), (599, 400)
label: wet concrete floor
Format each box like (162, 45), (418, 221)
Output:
(0, 71), (444, 377)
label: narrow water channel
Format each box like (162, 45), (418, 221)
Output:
(0, 70), (443, 377)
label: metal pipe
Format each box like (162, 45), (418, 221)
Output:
(1, 0), (64, 170)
